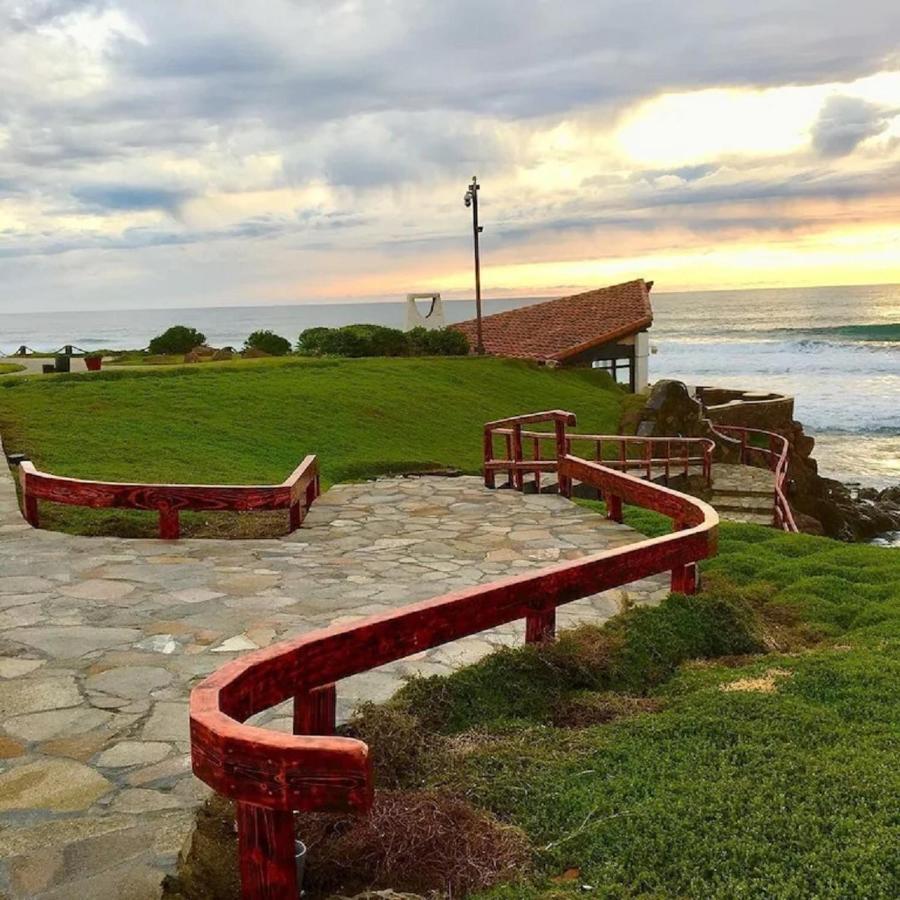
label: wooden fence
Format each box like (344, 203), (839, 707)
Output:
(18, 456), (320, 539)
(484, 410), (714, 493)
(712, 425), (798, 532)
(190, 411), (718, 898)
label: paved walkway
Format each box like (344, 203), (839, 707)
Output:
(0, 358), (96, 377)
(0, 458), (667, 899)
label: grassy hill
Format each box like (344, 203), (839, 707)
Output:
(0, 356), (625, 536)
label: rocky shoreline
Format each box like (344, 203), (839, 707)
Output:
(630, 380), (900, 543)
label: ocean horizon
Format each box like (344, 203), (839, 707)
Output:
(1, 282), (897, 489)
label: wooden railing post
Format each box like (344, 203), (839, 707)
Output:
(20, 469), (39, 527)
(505, 434), (514, 488)
(670, 518), (698, 593)
(158, 502), (180, 539)
(235, 801), (297, 900)
(671, 562), (698, 595)
(555, 418), (571, 497)
(23, 493), (39, 528)
(533, 437), (542, 492)
(525, 605), (556, 644)
(483, 427), (495, 489)
(511, 425), (524, 491)
(606, 493), (623, 523)
(289, 502), (302, 532)
(293, 683), (337, 736)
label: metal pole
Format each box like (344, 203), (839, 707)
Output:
(465, 176), (485, 354)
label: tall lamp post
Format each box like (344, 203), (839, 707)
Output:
(464, 175), (484, 354)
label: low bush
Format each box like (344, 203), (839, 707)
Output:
(243, 330), (291, 356)
(297, 324), (469, 358)
(296, 326), (331, 354)
(297, 790), (531, 897)
(148, 325), (206, 355)
(408, 326), (470, 356)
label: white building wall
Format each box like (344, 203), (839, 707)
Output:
(634, 331), (650, 392)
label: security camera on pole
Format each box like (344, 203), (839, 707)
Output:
(463, 175), (485, 355)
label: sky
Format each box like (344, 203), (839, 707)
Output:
(2, 0), (900, 312)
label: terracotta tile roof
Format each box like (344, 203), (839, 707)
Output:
(451, 279), (653, 362)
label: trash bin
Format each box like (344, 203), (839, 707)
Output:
(54, 355), (70, 373)
(85, 356), (102, 372)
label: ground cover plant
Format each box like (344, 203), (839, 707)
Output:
(0, 355), (623, 537)
(168, 523), (900, 899)
(343, 526), (900, 899)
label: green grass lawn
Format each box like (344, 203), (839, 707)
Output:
(341, 520), (900, 900)
(0, 355), (625, 536)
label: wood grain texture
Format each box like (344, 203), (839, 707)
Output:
(191, 427), (719, 898)
(19, 456), (320, 539)
(236, 802), (298, 899)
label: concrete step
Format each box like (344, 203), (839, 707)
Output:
(720, 510), (775, 526)
(712, 496), (774, 514)
(710, 486), (775, 498)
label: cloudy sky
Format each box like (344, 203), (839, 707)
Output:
(2, 0), (900, 312)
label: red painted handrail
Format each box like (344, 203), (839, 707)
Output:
(190, 416), (718, 898)
(712, 425), (798, 532)
(18, 456), (320, 539)
(485, 417), (714, 491)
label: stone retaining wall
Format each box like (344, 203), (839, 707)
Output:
(696, 386), (795, 433)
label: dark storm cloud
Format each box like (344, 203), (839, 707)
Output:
(71, 183), (189, 213)
(811, 95), (896, 157)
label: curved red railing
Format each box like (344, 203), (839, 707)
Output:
(712, 425), (798, 532)
(190, 412), (718, 899)
(18, 456), (320, 539)
(484, 410), (714, 492)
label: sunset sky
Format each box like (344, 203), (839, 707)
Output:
(2, 1), (900, 311)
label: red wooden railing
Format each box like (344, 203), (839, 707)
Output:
(18, 456), (320, 539)
(712, 425), (798, 532)
(190, 414), (718, 899)
(484, 410), (714, 493)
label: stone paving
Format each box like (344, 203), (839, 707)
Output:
(0, 457), (667, 899)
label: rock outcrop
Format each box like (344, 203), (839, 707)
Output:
(628, 381), (900, 542)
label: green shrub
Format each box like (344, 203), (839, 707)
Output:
(408, 327), (470, 356)
(244, 330), (291, 356)
(296, 326), (331, 353)
(300, 324), (469, 358)
(148, 325), (206, 355)
(315, 324), (409, 357)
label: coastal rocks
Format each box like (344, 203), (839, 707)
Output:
(794, 476), (900, 542)
(633, 381), (712, 438)
(629, 380), (900, 542)
(782, 420), (900, 541)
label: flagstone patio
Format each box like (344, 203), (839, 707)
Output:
(0, 451), (667, 899)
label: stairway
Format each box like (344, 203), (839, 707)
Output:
(710, 463), (776, 526)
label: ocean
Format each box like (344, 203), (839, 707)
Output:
(0, 283), (897, 488)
